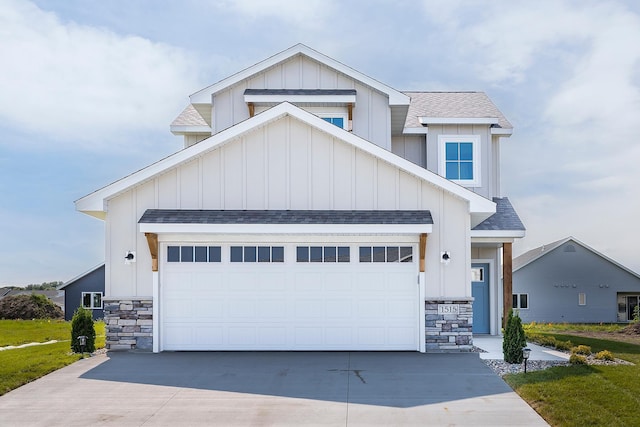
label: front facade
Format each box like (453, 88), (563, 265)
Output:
(513, 237), (640, 323)
(76, 45), (524, 352)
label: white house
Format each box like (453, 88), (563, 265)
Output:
(76, 44), (524, 352)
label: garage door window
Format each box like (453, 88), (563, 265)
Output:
(230, 246), (284, 263)
(296, 246), (350, 262)
(167, 245), (221, 262)
(359, 246), (413, 262)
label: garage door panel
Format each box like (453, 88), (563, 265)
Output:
(162, 242), (418, 351)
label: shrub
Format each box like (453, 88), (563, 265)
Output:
(503, 309), (527, 363)
(595, 350), (614, 361)
(71, 307), (96, 353)
(569, 354), (587, 364)
(0, 294), (63, 320)
(571, 345), (592, 355)
(554, 340), (573, 351)
(538, 336), (558, 347)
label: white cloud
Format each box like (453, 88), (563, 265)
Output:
(0, 0), (200, 148)
(215, 0), (334, 29)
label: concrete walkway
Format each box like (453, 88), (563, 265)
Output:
(0, 351), (549, 426)
(474, 336), (569, 361)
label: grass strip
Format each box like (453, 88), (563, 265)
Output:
(0, 319), (71, 346)
(0, 341), (82, 395)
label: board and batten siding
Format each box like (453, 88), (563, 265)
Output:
(212, 55), (392, 150)
(105, 115), (470, 299)
(392, 135), (426, 168)
(425, 124), (495, 199)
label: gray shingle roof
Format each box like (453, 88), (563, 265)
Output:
(139, 209), (433, 225)
(244, 89), (357, 96)
(402, 92), (512, 129)
(472, 198), (525, 231)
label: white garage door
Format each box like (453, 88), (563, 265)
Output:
(161, 243), (418, 351)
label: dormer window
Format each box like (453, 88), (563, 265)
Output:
(438, 135), (481, 187)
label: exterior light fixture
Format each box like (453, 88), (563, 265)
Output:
(441, 251), (451, 264)
(125, 251), (136, 264)
(78, 335), (87, 357)
(522, 347), (531, 373)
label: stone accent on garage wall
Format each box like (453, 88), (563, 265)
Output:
(103, 298), (153, 351)
(425, 299), (473, 352)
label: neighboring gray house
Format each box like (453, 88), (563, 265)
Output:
(58, 264), (105, 321)
(513, 237), (640, 323)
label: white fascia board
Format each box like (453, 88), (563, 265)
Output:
(169, 125), (212, 135)
(77, 102), (494, 217)
(471, 230), (526, 238)
(490, 128), (513, 136)
(244, 94), (356, 105)
(190, 44), (410, 106)
(418, 117), (499, 125)
(402, 127), (428, 134)
(471, 237), (516, 245)
(140, 223), (432, 235)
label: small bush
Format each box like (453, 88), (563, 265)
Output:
(538, 336), (558, 347)
(503, 309), (527, 363)
(572, 345), (592, 355)
(569, 354), (587, 364)
(595, 350), (614, 361)
(554, 340), (573, 351)
(71, 307), (96, 353)
(0, 294), (63, 320)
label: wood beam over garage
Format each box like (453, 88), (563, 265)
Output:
(144, 232), (158, 272)
(419, 233), (427, 272)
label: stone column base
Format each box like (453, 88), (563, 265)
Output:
(104, 298), (153, 351)
(425, 299), (473, 352)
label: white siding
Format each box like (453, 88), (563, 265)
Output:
(106, 114), (473, 299)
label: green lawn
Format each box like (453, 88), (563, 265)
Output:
(0, 320), (105, 396)
(504, 324), (640, 427)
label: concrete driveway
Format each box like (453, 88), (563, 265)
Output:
(0, 351), (547, 426)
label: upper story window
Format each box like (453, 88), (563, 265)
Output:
(438, 135), (481, 187)
(322, 117), (345, 129)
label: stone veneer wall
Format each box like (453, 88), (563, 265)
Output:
(425, 299), (473, 352)
(104, 298), (153, 351)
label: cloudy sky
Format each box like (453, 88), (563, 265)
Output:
(1, 0), (639, 285)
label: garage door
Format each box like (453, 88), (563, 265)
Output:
(161, 243), (418, 351)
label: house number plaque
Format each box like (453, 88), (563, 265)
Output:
(437, 304), (460, 315)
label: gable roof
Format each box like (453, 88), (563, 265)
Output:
(76, 102), (496, 221)
(403, 92), (512, 134)
(513, 237), (640, 280)
(471, 198), (525, 237)
(190, 44), (410, 107)
(58, 263), (105, 290)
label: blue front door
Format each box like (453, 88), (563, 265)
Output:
(472, 263), (490, 334)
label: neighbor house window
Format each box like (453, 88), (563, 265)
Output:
(578, 293), (587, 306)
(359, 246), (413, 263)
(512, 293), (528, 309)
(82, 292), (103, 310)
(296, 246), (350, 262)
(438, 135), (481, 186)
(230, 246), (284, 263)
(167, 246), (221, 263)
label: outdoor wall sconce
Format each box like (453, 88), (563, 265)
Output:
(522, 347), (531, 373)
(441, 251), (451, 264)
(125, 251), (136, 264)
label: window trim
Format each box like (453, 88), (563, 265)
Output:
(513, 293), (529, 310)
(319, 114), (348, 130)
(81, 292), (103, 310)
(438, 135), (481, 186)
(578, 293), (587, 306)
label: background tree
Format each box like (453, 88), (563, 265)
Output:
(503, 309), (527, 363)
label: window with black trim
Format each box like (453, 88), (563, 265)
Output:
(230, 246), (284, 263)
(359, 246), (413, 262)
(296, 246), (350, 262)
(167, 246), (221, 262)
(82, 292), (103, 310)
(513, 293), (528, 309)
